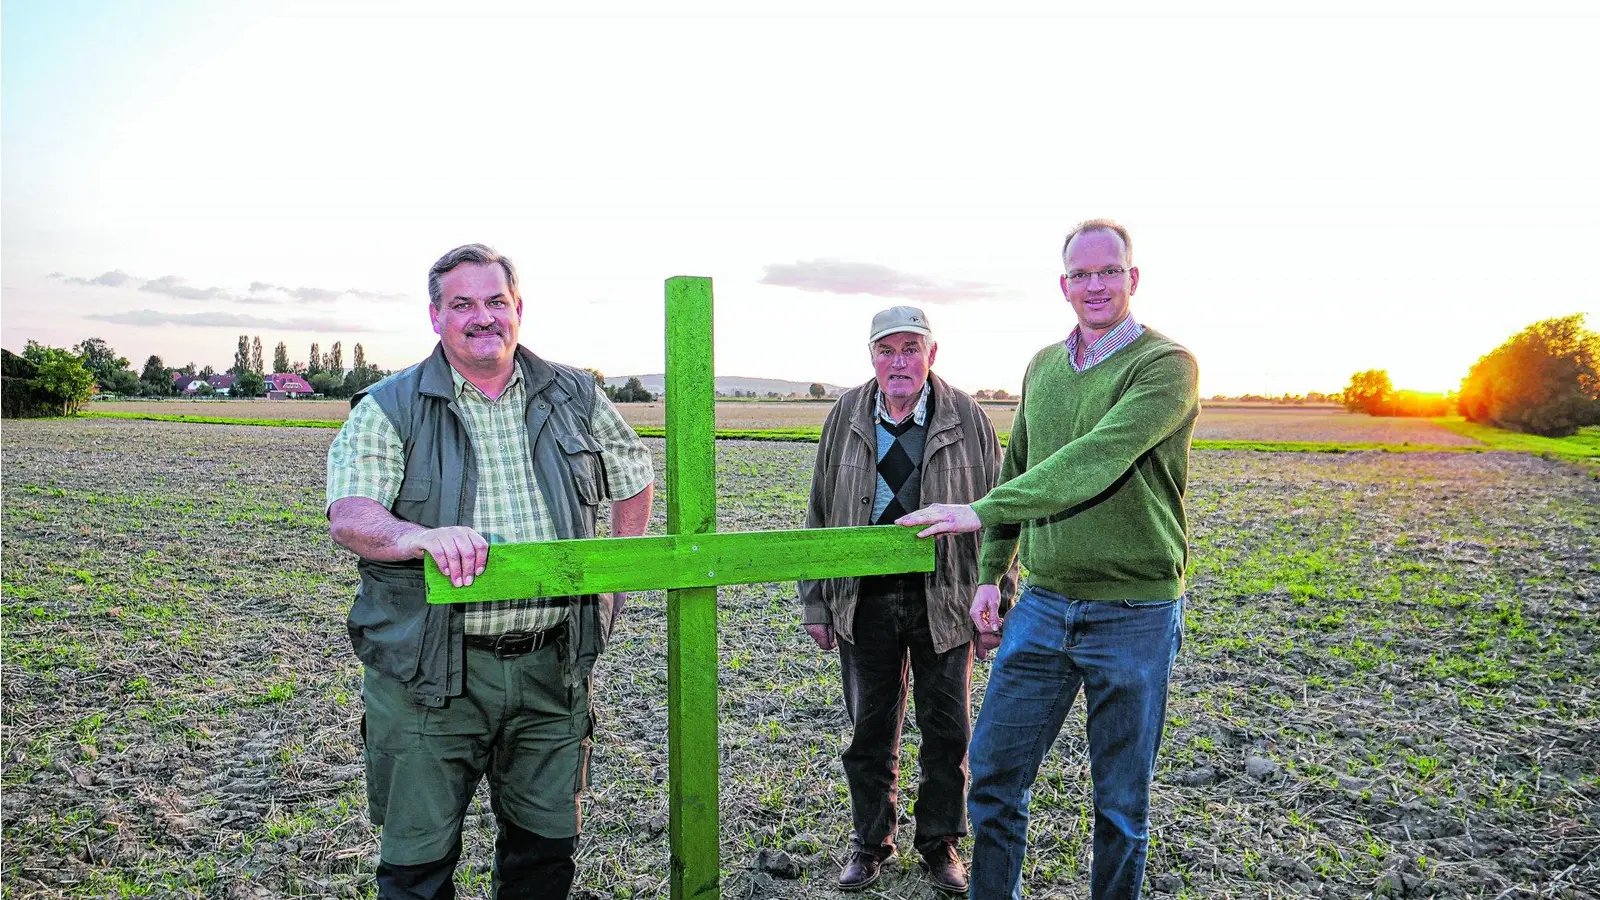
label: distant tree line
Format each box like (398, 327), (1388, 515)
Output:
(1342, 314), (1600, 437)
(583, 368), (655, 403)
(0, 334), (394, 415)
(1205, 392), (1340, 405)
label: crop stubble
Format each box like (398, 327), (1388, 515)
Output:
(2, 420), (1595, 898)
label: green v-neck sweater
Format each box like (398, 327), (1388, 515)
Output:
(974, 328), (1199, 601)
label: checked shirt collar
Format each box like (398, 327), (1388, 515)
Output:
(450, 363), (525, 401)
(1066, 314), (1144, 372)
(874, 380), (931, 427)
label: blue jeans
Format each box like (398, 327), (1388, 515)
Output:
(968, 586), (1183, 900)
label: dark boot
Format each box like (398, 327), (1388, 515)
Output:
(839, 847), (895, 891)
(921, 841), (968, 894)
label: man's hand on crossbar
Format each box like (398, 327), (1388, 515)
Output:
(895, 503), (983, 538)
(400, 526), (490, 588)
(329, 497), (489, 588)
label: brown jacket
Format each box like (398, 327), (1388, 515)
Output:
(799, 372), (1018, 653)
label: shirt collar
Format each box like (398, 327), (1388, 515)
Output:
(450, 363), (524, 401)
(1065, 314), (1143, 372)
(875, 379), (931, 426)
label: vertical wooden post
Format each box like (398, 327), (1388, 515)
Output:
(664, 276), (719, 900)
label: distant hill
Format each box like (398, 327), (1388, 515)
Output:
(604, 374), (852, 397)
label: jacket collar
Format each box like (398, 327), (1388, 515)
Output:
(925, 371), (961, 437)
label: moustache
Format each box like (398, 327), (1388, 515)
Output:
(464, 327), (503, 336)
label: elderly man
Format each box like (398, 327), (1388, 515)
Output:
(799, 305), (1013, 894)
(900, 220), (1199, 900)
(326, 244), (654, 899)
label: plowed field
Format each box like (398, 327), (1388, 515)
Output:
(3, 419), (1595, 898)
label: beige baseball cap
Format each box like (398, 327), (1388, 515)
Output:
(868, 306), (933, 343)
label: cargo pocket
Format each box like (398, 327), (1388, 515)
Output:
(557, 432), (604, 506)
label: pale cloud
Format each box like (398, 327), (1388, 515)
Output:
(758, 259), (1011, 304)
(250, 282), (354, 303)
(58, 270), (139, 288)
(55, 270), (411, 305)
(85, 309), (378, 332)
(345, 288), (411, 303)
(141, 275), (229, 301)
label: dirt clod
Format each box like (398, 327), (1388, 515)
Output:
(1244, 755), (1279, 780)
(753, 847), (803, 878)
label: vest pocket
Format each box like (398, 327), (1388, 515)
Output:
(397, 475), (432, 502)
(557, 432), (604, 506)
(348, 565), (428, 684)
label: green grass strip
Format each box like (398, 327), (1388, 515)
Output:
(630, 425), (822, 442)
(1430, 416), (1600, 459)
(84, 411), (343, 428)
(1190, 439), (1485, 454)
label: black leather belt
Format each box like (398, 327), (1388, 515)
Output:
(465, 629), (556, 659)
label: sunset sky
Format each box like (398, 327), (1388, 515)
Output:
(4, 0), (1597, 396)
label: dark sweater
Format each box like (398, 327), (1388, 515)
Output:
(974, 328), (1199, 601)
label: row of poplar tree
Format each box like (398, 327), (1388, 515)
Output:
(221, 335), (386, 399)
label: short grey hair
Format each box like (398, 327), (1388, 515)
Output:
(1061, 218), (1132, 266)
(428, 243), (520, 307)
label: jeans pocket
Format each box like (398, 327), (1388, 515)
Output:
(1120, 598), (1176, 609)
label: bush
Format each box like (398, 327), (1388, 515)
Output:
(232, 371), (267, 398)
(98, 368), (142, 397)
(3, 344), (96, 416)
(2, 350), (54, 417)
(342, 366), (384, 397)
(1458, 314), (1600, 437)
(614, 376), (654, 403)
(1341, 369), (1393, 415)
(309, 372), (343, 397)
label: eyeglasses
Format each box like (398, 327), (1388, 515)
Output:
(1063, 266), (1127, 284)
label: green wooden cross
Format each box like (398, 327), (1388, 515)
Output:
(425, 276), (934, 899)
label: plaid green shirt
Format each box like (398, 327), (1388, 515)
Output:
(327, 366), (653, 635)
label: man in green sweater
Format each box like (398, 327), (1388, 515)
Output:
(897, 219), (1198, 900)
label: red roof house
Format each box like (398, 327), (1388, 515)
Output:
(266, 373), (316, 397)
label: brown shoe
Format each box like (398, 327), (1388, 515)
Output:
(922, 844), (968, 894)
(839, 850), (890, 891)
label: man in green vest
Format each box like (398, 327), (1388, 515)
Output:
(898, 219), (1198, 899)
(326, 244), (654, 899)
(800, 306), (1014, 894)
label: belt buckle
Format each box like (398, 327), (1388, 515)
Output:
(491, 630), (543, 659)
(491, 632), (521, 659)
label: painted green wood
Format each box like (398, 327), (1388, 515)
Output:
(423, 526), (935, 602)
(663, 276), (720, 900)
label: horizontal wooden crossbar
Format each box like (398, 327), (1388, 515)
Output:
(424, 525), (935, 604)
